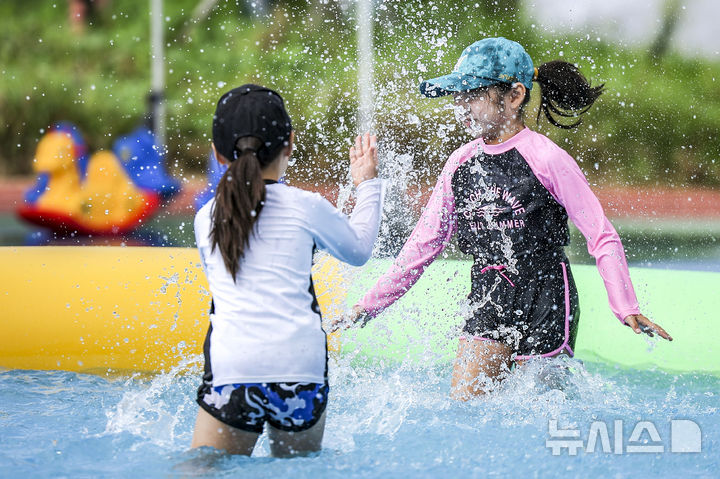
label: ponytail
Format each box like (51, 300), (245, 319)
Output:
(210, 136), (271, 281)
(534, 60), (604, 129)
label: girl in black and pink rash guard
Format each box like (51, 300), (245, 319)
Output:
(333, 37), (672, 400)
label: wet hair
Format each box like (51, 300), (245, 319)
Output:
(210, 136), (285, 280)
(489, 60), (604, 129)
(533, 60), (604, 128)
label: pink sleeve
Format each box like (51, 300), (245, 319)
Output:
(521, 142), (640, 323)
(357, 157), (459, 318)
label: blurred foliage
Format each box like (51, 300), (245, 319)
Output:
(1, 0), (719, 186)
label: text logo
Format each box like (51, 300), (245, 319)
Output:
(546, 419), (701, 455)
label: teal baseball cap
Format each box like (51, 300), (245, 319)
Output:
(419, 37), (535, 98)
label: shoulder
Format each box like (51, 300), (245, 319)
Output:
(443, 138), (483, 175)
(271, 183), (327, 205)
(268, 183), (334, 220)
(521, 129), (571, 157)
(516, 129), (578, 172)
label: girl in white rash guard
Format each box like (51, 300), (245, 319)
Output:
(334, 38), (672, 400)
(191, 84), (382, 457)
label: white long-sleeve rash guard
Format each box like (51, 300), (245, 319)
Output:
(194, 178), (384, 385)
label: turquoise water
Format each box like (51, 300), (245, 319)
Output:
(1, 356), (718, 477)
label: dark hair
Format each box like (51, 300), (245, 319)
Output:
(210, 136), (284, 280)
(489, 60), (603, 129)
(534, 60), (604, 129)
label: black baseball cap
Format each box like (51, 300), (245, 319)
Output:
(212, 84), (293, 162)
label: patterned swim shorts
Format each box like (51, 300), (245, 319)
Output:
(197, 380), (329, 433)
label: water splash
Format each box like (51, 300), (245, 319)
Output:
(101, 355), (203, 450)
(2, 364), (717, 476)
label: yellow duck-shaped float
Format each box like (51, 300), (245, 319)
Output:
(18, 126), (160, 235)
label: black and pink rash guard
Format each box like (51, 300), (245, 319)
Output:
(358, 127), (641, 324)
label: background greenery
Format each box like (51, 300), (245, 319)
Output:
(1, 0), (719, 186)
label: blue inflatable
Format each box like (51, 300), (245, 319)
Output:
(113, 127), (181, 200)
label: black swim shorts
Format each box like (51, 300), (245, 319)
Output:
(462, 248), (580, 359)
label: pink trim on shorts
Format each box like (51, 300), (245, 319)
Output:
(515, 262), (574, 360)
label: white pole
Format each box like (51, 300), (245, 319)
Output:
(150, 0), (166, 150)
(356, 0), (374, 133)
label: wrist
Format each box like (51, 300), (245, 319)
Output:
(355, 176), (379, 188)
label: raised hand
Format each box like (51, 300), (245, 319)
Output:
(349, 132), (378, 187)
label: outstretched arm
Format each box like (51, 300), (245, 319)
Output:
(330, 156), (460, 331)
(541, 150), (672, 341)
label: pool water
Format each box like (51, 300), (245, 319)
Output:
(2, 355), (717, 477)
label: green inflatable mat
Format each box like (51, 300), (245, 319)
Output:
(339, 259), (719, 375)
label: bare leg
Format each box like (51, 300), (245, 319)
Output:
(191, 407), (260, 455)
(267, 411), (326, 458)
(451, 337), (513, 400)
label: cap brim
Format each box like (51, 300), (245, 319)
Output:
(419, 73), (492, 98)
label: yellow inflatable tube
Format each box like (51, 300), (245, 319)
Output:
(0, 247), (344, 373)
